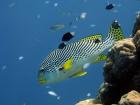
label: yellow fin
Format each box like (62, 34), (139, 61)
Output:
(70, 71), (87, 78)
(80, 34), (102, 41)
(39, 77), (47, 84)
(93, 54), (107, 63)
(63, 57), (73, 71)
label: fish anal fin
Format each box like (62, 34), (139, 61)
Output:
(70, 71), (87, 78)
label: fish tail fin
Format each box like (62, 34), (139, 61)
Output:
(108, 20), (124, 41)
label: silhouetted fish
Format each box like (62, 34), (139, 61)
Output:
(106, 4), (114, 10)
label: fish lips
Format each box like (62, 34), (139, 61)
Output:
(38, 69), (47, 84)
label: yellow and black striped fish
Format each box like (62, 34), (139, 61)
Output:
(38, 20), (124, 84)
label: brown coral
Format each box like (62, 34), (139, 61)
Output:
(100, 31), (140, 104)
(75, 99), (102, 105)
(118, 90), (140, 105)
(132, 12), (140, 36)
(76, 12), (140, 105)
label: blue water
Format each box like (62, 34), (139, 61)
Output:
(0, 0), (139, 105)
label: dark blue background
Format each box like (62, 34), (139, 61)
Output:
(0, 0), (139, 105)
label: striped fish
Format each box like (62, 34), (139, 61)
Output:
(38, 20), (124, 84)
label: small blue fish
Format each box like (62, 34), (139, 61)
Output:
(38, 20), (124, 84)
(49, 24), (65, 31)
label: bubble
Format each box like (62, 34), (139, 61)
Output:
(48, 91), (57, 96)
(86, 93), (91, 97)
(1, 65), (7, 71)
(54, 3), (58, 7)
(18, 56), (24, 60)
(8, 2), (16, 8)
(45, 0), (49, 4)
(80, 12), (87, 19)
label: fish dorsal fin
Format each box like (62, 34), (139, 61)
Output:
(108, 20), (124, 41)
(63, 57), (74, 71)
(70, 70), (87, 78)
(80, 34), (102, 42)
(93, 54), (107, 64)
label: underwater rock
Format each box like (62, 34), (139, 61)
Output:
(101, 30), (140, 104)
(118, 90), (140, 105)
(133, 30), (140, 51)
(75, 99), (102, 105)
(76, 34), (140, 104)
(104, 38), (137, 84)
(132, 11), (140, 36)
(98, 82), (122, 104)
(76, 14), (140, 105)
(132, 30), (140, 91)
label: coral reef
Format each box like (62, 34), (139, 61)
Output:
(76, 90), (140, 105)
(132, 12), (140, 36)
(101, 38), (138, 104)
(76, 99), (102, 105)
(118, 90), (140, 105)
(75, 12), (140, 105)
(100, 24), (140, 105)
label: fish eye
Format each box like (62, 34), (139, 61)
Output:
(58, 66), (64, 71)
(40, 68), (45, 73)
(94, 38), (101, 43)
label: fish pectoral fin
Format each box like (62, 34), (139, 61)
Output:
(63, 57), (73, 71)
(93, 54), (107, 63)
(70, 71), (87, 78)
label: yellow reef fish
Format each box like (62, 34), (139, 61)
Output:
(38, 20), (124, 84)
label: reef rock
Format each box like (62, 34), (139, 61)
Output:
(100, 29), (140, 104)
(75, 99), (102, 105)
(76, 13), (140, 105)
(132, 11), (140, 36)
(118, 90), (140, 105)
(134, 30), (140, 59)
(101, 37), (137, 104)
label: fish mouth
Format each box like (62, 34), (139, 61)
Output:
(39, 78), (47, 84)
(38, 69), (47, 84)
